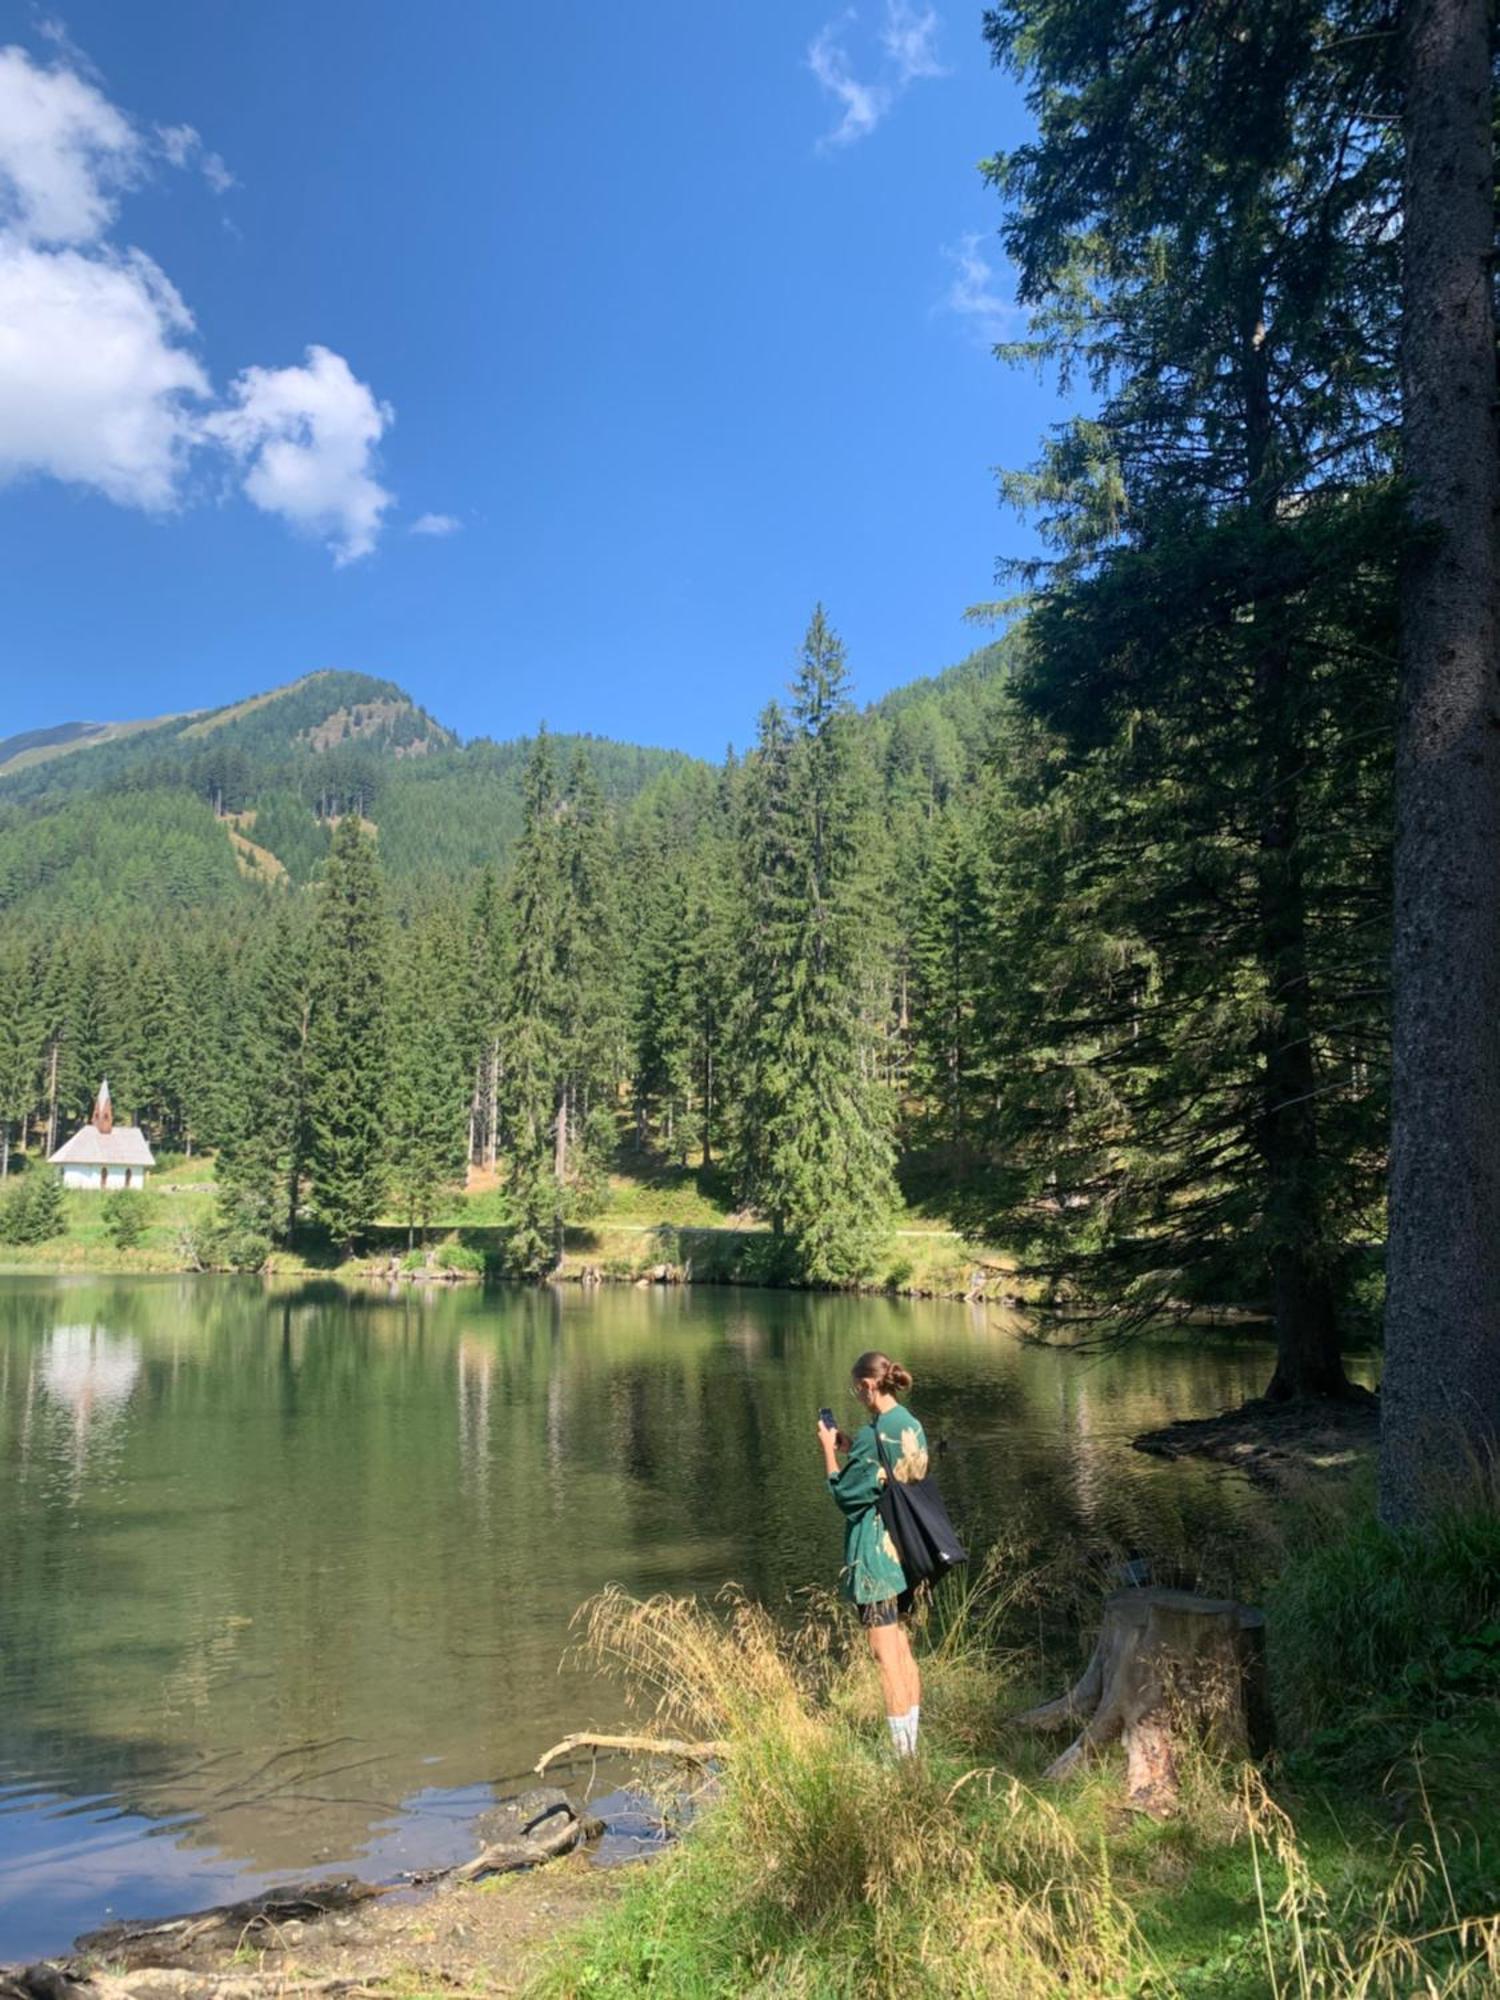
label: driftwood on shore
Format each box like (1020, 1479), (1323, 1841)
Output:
(0, 1791), (606, 2000)
(1018, 1586), (1270, 1815)
(411, 1788), (602, 1885)
(71, 1884), (381, 1971)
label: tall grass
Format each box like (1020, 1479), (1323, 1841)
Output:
(528, 1540), (1500, 1998)
(533, 1579), (1151, 1997)
(1266, 1482), (1500, 1851)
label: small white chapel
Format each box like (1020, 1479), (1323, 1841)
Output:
(48, 1081), (155, 1192)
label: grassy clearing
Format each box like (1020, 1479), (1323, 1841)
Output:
(0, 1153), (220, 1275)
(527, 1491), (1500, 1998)
(0, 1148), (1014, 1296)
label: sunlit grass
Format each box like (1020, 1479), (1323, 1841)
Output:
(527, 1510), (1500, 1999)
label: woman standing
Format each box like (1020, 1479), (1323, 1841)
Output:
(818, 1350), (928, 1757)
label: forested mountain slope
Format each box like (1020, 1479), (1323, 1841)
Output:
(0, 637), (1014, 1158)
(0, 668), (699, 913)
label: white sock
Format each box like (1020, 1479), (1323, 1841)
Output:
(906, 1705), (920, 1753)
(887, 1713), (909, 1754)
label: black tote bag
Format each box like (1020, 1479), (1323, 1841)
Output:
(873, 1420), (967, 1589)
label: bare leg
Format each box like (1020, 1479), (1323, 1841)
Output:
(899, 1629), (921, 1717)
(867, 1622), (907, 1720)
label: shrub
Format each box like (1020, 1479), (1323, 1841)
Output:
(0, 1171), (66, 1245)
(220, 1229), (271, 1273)
(101, 1190), (150, 1249)
(175, 1219), (268, 1272)
(434, 1240), (485, 1275)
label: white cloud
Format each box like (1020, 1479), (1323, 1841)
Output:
(201, 150), (235, 195)
(808, 17), (891, 148)
(0, 42), (138, 244)
(0, 43), (391, 561)
(0, 237), (208, 506)
(939, 232), (1023, 346)
(880, 2), (945, 83)
(410, 511), (462, 537)
(156, 121), (236, 194)
(807, 2), (945, 148)
(206, 345), (394, 565)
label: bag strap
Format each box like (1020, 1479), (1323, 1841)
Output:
(870, 1411), (890, 1473)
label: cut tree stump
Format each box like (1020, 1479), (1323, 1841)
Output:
(1017, 1587), (1270, 1815)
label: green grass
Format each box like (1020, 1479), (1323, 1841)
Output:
(525, 1503), (1500, 1998)
(0, 1153), (220, 1274)
(0, 1146), (1014, 1296)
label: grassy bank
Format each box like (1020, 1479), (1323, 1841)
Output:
(528, 1486), (1500, 1997)
(0, 1154), (1020, 1299)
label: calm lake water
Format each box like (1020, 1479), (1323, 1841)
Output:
(0, 1274), (1278, 1960)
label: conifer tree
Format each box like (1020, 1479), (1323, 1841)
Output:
(464, 867), (509, 1171)
(388, 903), (471, 1243)
(0, 934), (43, 1176)
(501, 734), (568, 1273)
(303, 816), (390, 1250)
(909, 808), (989, 1166)
(557, 748), (624, 1191)
(217, 902), (314, 1240)
(732, 609), (897, 1283)
(979, 0), (1401, 1393)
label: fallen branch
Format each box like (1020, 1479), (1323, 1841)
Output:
(414, 1795), (600, 1885)
(534, 1732), (727, 1775)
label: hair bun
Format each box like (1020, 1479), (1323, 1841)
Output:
(852, 1351), (914, 1396)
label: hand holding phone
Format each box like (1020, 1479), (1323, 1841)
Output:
(818, 1406), (837, 1433)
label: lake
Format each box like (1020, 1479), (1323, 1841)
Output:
(0, 1274), (1277, 1961)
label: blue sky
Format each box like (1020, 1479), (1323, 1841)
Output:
(0, 2), (1062, 759)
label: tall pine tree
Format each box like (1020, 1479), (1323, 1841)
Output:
(732, 610), (897, 1283)
(303, 816), (390, 1250)
(388, 902), (471, 1244)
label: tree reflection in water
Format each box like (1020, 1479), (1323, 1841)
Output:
(0, 1273), (1279, 1958)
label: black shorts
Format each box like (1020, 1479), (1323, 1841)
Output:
(858, 1592), (912, 1628)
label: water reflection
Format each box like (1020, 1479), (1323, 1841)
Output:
(0, 1273), (1280, 1960)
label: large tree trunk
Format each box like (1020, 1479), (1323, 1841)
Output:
(1381, 0), (1500, 1522)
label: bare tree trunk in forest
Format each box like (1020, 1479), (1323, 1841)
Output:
(1382, 0), (1500, 1520)
(554, 1083), (569, 1184)
(44, 1038), (59, 1158)
(1, 1124), (9, 1179)
(702, 1046), (714, 1168)
(486, 1040), (499, 1170)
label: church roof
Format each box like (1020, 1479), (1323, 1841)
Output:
(48, 1079), (155, 1167)
(49, 1125), (155, 1166)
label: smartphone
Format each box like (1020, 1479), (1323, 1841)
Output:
(819, 1406), (837, 1431)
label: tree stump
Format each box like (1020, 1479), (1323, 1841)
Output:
(1018, 1587), (1269, 1815)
